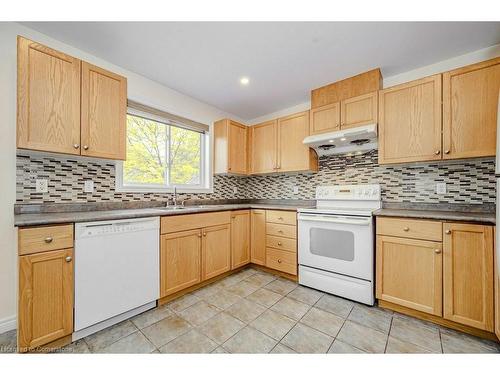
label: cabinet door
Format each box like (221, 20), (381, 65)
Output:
(376, 236), (442, 316)
(443, 59), (500, 159)
(251, 120), (277, 174)
(277, 111), (317, 173)
(443, 223), (494, 331)
(378, 75), (442, 164)
(495, 228), (500, 339)
(160, 230), (201, 297)
(309, 102), (340, 135)
(250, 209), (266, 265)
(18, 249), (73, 351)
(81, 62), (127, 160)
(17, 37), (81, 155)
(202, 224), (231, 281)
(231, 210), (251, 269)
(341, 91), (378, 129)
(227, 120), (248, 174)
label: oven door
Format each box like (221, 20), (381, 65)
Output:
(298, 213), (373, 281)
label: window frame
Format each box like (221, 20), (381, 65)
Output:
(115, 109), (213, 194)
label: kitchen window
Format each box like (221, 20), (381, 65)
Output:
(116, 101), (211, 192)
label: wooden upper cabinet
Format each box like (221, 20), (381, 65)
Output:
(443, 58), (500, 159)
(251, 120), (277, 174)
(214, 119), (248, 175)
(17, 36), (81, 155)
(277, 111), (318, 173)
(231, 210), (251, 269)
(201, 224), (231, 281)
(376, 235), (443, 316)
(81, 62), (127, 160)
(250, 209), (266, 265)
(160, 230), (201, 297)
(378, 75), (442, 164)
(443, 223), (494, 332)
(18, 248), (73, 351)
(309, 102), (340, 135)
(341, 91), (378, 129)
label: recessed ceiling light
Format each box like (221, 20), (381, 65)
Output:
(340, 137), (347, 141)
(240, 77), (250, 85)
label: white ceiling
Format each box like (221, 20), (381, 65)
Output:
(22, 22), (500, 121)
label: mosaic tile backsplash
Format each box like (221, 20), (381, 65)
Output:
(16, 150), (496, 205)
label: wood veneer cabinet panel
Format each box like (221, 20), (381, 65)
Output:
(17, 36), (81, 155)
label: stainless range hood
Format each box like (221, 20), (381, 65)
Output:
(303, 124), (377, 157)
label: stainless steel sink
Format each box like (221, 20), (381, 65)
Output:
(158, 206), (187, 210)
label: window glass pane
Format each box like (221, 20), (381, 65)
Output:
(123, 114), (167, 185)
(169, 126), (201, 185)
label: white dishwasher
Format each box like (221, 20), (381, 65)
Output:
(73, 217), (159, 340)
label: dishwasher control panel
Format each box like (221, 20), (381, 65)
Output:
(75, 217), (160, 239)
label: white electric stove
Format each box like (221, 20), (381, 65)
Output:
(298, 184), (381, 305)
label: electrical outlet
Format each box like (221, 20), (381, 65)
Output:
(292, 186), (299, 194)
(233, 187), (238, 194)
(35, 179), (48, 193)
(436, 182), (447, 195)
(84, 180), (94, 193)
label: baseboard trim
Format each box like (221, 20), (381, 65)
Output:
(0, 315), (16, 334)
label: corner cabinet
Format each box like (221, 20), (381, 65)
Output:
(378, 75), (442, 164)
(213, 119), (248, 175)
(231, 210), (251, 269)
(16, 36), (127, 160)
(443, 58), (500, 159)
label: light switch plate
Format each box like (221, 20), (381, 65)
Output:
(233, 187), (238, 194)
(35, 179), (48, 193)
(84, 180), (94, 193)
(436, 182), (446, 195)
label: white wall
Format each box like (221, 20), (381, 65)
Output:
(0, 22), (242, 333)
(247, 43), (500, 125)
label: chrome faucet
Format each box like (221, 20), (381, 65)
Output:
(172, 186), (178, 206)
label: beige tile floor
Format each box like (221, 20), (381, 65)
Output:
(1, 267), (499, 354)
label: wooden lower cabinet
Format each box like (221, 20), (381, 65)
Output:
(376, 236), (443, 316)
(443, 223), (494, 332)
(202, 224), (231, 280)
(250, 210), (266, 265)
(18, 248), (74, 351)
(160, 229), (201, 297)
(231, 210), (251, 269)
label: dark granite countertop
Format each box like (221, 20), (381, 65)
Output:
(374, 207), (496, 225)
(14, 203), (313, 227)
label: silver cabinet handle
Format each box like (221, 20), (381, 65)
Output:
(203, 232), (207, 237)
(65, 256), (72, 263)
(444, 150), (450, 154)
(277, 259), (282, 264)
(278, 242), (282, 246)
(445, 230), (451, 234)
(44, 236), (53, 243)
(83, 145), (89, 150)
(73, 144), (80, 149)
(434, 249), (441, 254)
(403, 227), (409, 232)
(435, 150), (440, 155)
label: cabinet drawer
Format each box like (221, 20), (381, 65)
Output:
(18, 224), (74, 255)
(376, 217), (442, 242)
(266, 223), (296, 238)
(161, 211), (231, 234)
(266, 235), (296, 253)
(266, 248), (297, 275)
(266, 210), (297, 226)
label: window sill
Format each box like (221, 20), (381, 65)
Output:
(114, 186), (214, 194)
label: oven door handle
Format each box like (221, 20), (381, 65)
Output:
(298, 214), (372, 226)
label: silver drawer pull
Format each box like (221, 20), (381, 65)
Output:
(65, 256), (72, 263)
(277, 259), (282, 264)
(403, 227), (409, 232)
(278, 242), (282, 246)
(44, 237), (53, 243)
(434, 249), (441, 254)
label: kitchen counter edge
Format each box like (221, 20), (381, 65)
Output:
(373, 208), (496, 225)
(14, 204), (310, 227)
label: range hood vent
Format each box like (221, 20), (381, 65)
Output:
(303, 124), (378, 156)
